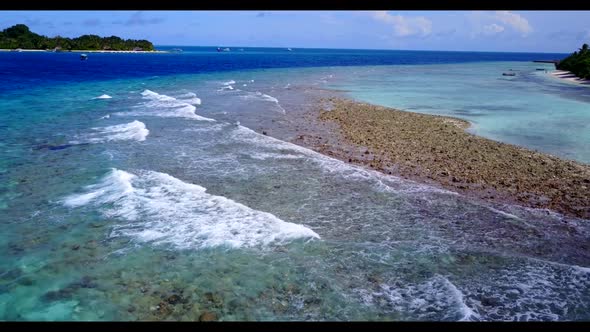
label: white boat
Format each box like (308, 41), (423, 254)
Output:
(80, 54), (88, 60)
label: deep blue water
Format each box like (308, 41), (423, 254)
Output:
(0, 47), (568, 93)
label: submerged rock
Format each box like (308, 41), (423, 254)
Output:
(203, 292), (224, 308)
(199, 310), (218, 321)
(166, 294), (183, 305)
(42, 288), (75, 302)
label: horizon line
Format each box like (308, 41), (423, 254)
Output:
(154, 44), (571, 55)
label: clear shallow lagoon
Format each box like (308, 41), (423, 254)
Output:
(326, 61), (590, 164)
(1, 48), (590, 321)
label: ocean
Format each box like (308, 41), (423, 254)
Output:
(1, 47), (590, 321)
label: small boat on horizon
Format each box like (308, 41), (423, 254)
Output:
(287, 48), (293, 51)
(216, 47), (230, 52)
(80, 54), (88, 61)
(502, 72), (516, 76)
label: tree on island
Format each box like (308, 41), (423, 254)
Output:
(0, 24), (155, 51)
(557, 43), (590, 79)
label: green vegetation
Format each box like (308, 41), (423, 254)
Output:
(557, 43), (590, 79)
(0, 24), (155, 51)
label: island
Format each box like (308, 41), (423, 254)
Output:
(0, 24), (158, 52)
(555, 43), (590, 80)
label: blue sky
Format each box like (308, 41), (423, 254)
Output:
(1, 11), (589, 53)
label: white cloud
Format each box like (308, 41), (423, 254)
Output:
(469, 11), (533, 38)
(372, 11), (432, 37)
(482, 23), (505, 35)
(319, 13), (339, 25)
(493, 11), (532, 36)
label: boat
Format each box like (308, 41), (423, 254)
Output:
(216, 47), (230, 52)
(169, 48), (183, 53)
(287, 48), (292, 51)
(80, 54), (88, 61)
(502, 72), (516, 76)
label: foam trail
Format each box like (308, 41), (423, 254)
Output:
(240, 91), (286, 114)
(440, 276), (480, 321)
(176, 92), (202, 105)
(218, 85), (234, 91)
(222, 80), (236, 86)
(486, 206), (522, 220)
(373, 275), (481, 321)
(63, 169), (320, 249)
(118, 89), (214, 121)
(177, 92), (197, 98)
(93, 94), (112, 99)
(70, 120), (149, 144)
(574, 265), (590, 274)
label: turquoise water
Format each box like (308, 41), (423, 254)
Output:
(1, 52), (590, 321)
(328, 62), (590, 164)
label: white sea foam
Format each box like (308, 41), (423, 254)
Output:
(440, 276), (480, 321)
(248, 152), (305, 160)
(93, 94), (112, 99)
(177, 92), (197, 98)
(218, 85), (234, 91)
(119, 89), (214, 121)
(358, 275), (479, 321)
(63, 168), (320, 249)
(99, 114), (111, 120)
(176, 92), (202, 105)
(240, 91), (286, 113)
(486, 206), (522, 220)
(222, 80), (236, 86)
(573, 265), (590, 274)
(458, 259), (590, 321)
(70, 120), (149, 144)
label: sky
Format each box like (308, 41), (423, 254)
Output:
(1, 11), (589, 53)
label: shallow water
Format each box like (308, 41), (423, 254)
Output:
(327, 62), (590, 164)
(1, 50), (590, 321)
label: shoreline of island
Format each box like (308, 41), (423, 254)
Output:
(550, 70), (590, 86)
(0, 49), (169, 54)
(278, 94), (590, 220)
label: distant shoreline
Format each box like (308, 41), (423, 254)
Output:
(550, 70), (590, 86)
(0, 49), (168, 54)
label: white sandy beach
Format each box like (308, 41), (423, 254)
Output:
(550, 70), (590, 86)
